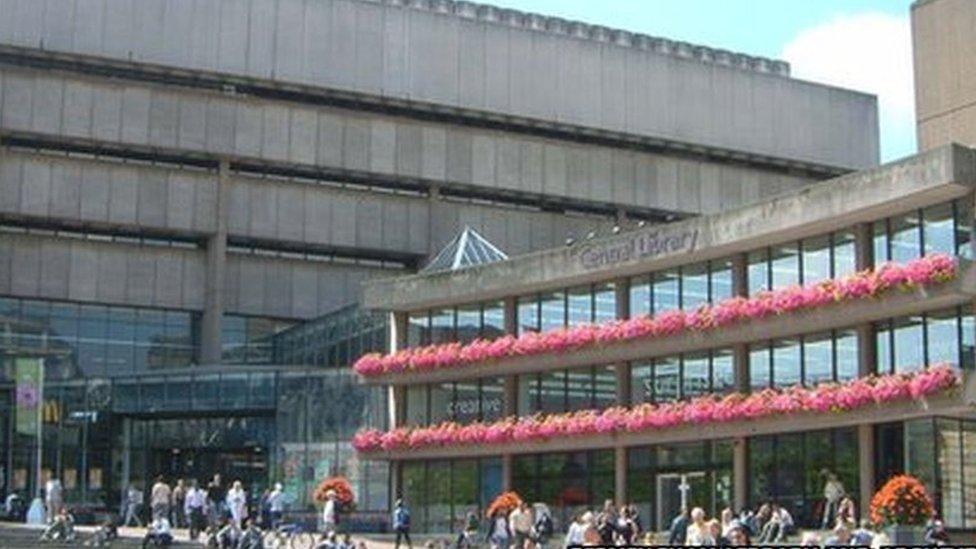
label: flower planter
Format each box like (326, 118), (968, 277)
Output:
(886, 525), (924, 545)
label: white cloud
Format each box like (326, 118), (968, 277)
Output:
(781, 12), (916, 162)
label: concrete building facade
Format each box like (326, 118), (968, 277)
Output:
(0, 0), (878, 519)
(913, 0), (976, 150)
(360, 145), (976, 533)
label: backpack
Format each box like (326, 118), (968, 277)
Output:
(397, 507), (411, 528)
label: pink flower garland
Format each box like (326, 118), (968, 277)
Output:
(352, 365), (959, 453)
(354, 254), (957, 377)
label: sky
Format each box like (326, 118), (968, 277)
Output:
(490, 0), (916, 163)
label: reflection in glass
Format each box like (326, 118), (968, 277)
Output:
(771, 244), (800, 289)
(801, 235), (831, 284)
(629, 277), (651, 318)
(923, 202), (955, 257)
(653, 271), (680, 313)
(540, 292), (566, 332)
(518, 296), (540, 334)
(567, 286), (592, 327)
(682, 264), (709, 310)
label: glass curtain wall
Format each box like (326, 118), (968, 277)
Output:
(401, 458), (502, 533)
(272, 306), (388, 368)
(627, 441), (733, 532)
(513, 451), (614, 531)
(873, 200), (973, 264)
(875, 308), (975, 374)
(748, 231), (856, 293)
(748, 330), (859, 389)
(748, 428), (858, 527)
(408, 301), (506, 347)
(629, 259), (733, 318)
(630, 349), (735, 404)
(517, 284), (617, 334)
(221, 315), (296, 364)
(516, 367), (616, 416)
(403, 378), (505, 427)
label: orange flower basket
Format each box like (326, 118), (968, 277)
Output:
(869, 474), (933, 527)
(313, 476), (356, 508)
(485, 491), (523, 518)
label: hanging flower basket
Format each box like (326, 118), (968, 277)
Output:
(313, 476), (356, 511)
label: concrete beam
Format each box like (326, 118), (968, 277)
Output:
(363, 144), (976, 311)
(360, 262), (976, 386)
(364, 391), (971, 462)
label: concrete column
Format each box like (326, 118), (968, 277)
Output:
(853, 222), (874, 271)
(614, 277), (630, 320)
(730, 253), (748, 297)
(733, 344), (750, 394)
(614, 446), (627, 505)
(857, 324), (876, 378)
(388, 312), (409, 429)
(616, 364), (632, 407)
(390, 460), (403, 503)
(502, 454), (513, 492)
(857, 424), (875, 519)
(199, 159), (230, 364)
(733, 437), (748, 512)
(390, 311), (409, 352)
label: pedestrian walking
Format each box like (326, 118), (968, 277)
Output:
(150, 475), (171, 521)
(267, 482), (286, 529)
(563, 513), (585, 548)
(487, 509), (510, 549)
(508, 502), (533, 549)
(44, 475), (63, 523)
(124, 484), (145, 527)
(821, 470), (846, 529)
(206, 474), (225, 527)
(667, 507), (688, 545)
(184, 480), (207, 540)
(171, 479), (186, 528)
(322, 489), (338, 535)
(226, 480), (248, 528)
(392, 498), (412, 549)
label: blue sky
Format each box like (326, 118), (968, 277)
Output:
(491, 0), (917, 162)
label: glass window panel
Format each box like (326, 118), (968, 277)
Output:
(653, 270), (680, 313)
(891, 212), (923, 263)
(963, 421), (976, 528)
(402, 463), (427, 532)
(566, 367), (594, 411)
(517, 375), (536, 416)
(453, 381), (481, 424)
(772, 338), (802, 387)
(593, 283), (616, 324)
(956, 199), (973, 260)
(594, 366), (617, 409)
(923, 202), (955, 257)
(428, 461), (452, 533)
(936, 419), (963, 528)
(540, 291), (566, 332)
(539, 371), (567, 413)
(835, 330), (859, 381)
(710, 259), (733, 303)
(750, 344), (772, 390)
(567, 286), (592, 326)
(893, 316), (925, 373)
(629, 277), (651, 318)
(876, 321), (893, 374)
(682, 352), (710, 398)
(711, 349), (735, 394)
(748, 249), (770, 294)
(873, 220), (890, 264)
(456, 304), (481, 344)
(405, 386), (428, 426)
(430, 309), (455, 344)
(631, 363), (653, 404)
(905, 419), (937, 497)
(803, 332), (834, 385)
(480, 377), (505, 422)
(962, 313), (975, 370)
(927, 309), (960, 367)
(801, 235), (832, 284)
(682, 263), (709, 309)
(407, 312), (429, 347)
(452, 460), (479, 522)
(654, 357), (681, 402)
(429, 383), (454, 425)
(833, 231), (857, 278)
(518, 296), (540, 335)
(770, 244), (801, 289)
(482, 301), (505, 340)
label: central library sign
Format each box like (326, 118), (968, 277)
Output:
(575, 228), (699, 270)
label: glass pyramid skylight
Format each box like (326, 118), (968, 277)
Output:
(422, 226), (509, 272)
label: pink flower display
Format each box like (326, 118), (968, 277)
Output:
(354, 254), (958, 378)
(351, 365), (959, 453)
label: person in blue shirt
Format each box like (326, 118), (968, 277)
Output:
(393, 498), (412, 549)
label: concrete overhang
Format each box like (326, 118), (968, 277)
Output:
(362, 390), (975, 461)
(360, 260), (976, 386)
(362, 144), (976, 312)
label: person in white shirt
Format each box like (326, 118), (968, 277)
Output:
(564, 513), (586, 548)
(821, 471), (846, 529)
(44, 476), (63, 522)
(150, 476), (171, 521)
(322, 490), (337, 535)
(143, 515), (173, 547)
(226, 480), (248, 528)
(183, 480), (207, 540)
(268, 483), (286, 528)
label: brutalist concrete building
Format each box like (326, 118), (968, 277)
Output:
(0, 0), (877, 519)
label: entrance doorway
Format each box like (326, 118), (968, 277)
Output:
(656, 472), (708, 528)
(149, 447), (268, 493)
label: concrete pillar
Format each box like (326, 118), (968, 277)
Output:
(857, 424), (875, 519)
(199, 159), (230, 364)
(731, 253), (748, 297)
(503, 376), (517, 417)
(502, 454), (513, 492)
(616, 364), (631, 407)
(391, 311), (409, 352)
(391, 460), (403, 503)
(733, 344), (750, 394)
(388, 385), (406, 430)
(730, 254), (751, 393)
(733, 437), (748, 511)
(614, 277), (630, 320)
(853, 222), (874, 271)
(614, 446), (627, 505)
(857, 324), (876, 378)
